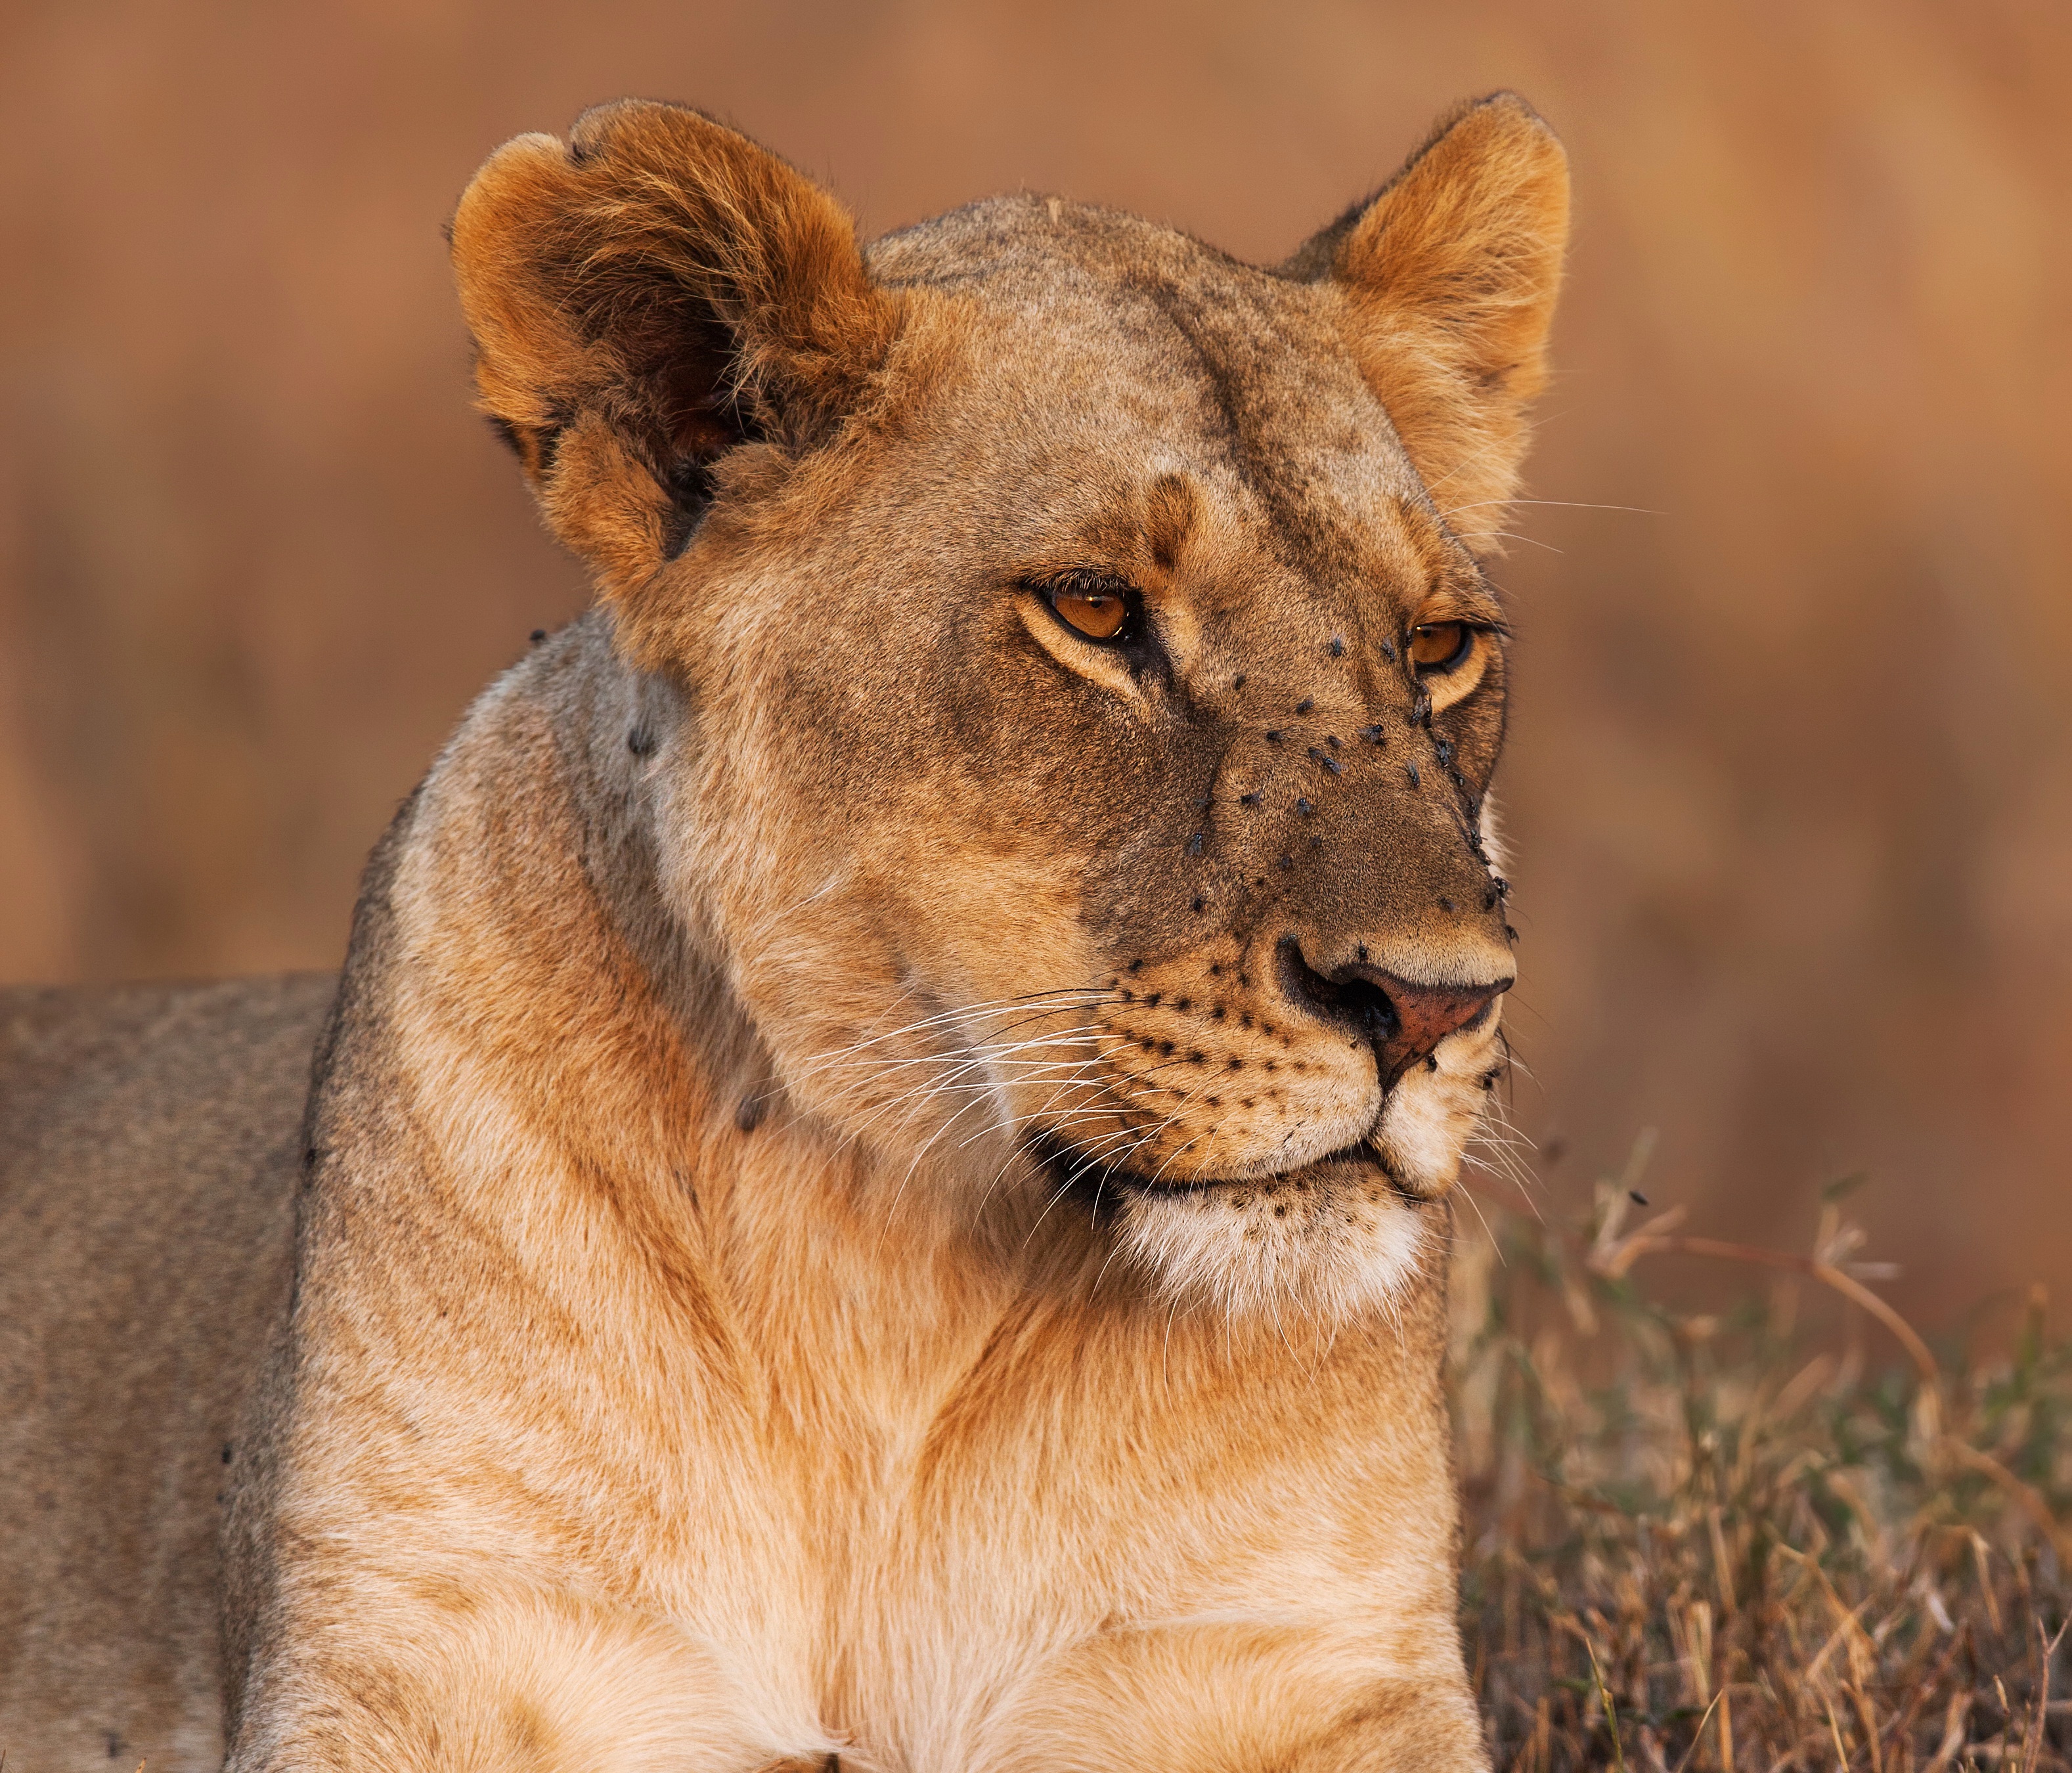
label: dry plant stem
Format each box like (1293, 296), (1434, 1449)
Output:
(1593, 1233), (1939, 1386)
(1951, 1445), (2072, 1569)
(1668, 1692), (1721, 1773)
(1583, 1635), (1629, 1772)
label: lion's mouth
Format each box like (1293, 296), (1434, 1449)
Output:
(1033, 1133), (1420, 1212)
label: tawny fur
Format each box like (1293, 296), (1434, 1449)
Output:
(0, 977), (331, 1766)
(0, 94), (1567, 1770)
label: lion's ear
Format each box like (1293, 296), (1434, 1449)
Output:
(451, 101), (898, 593)
(1289, 93), (1570, 547)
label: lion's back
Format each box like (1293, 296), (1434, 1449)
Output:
(0, 974), (333, 1769)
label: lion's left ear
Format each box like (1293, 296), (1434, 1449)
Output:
(1288, 93), (1570, 546)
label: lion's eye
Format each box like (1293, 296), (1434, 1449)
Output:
(1409, 621), (1472, 672)
(1050, 588), (1130, 642)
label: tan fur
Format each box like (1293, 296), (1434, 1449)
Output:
(1, 95), (1566, 1770)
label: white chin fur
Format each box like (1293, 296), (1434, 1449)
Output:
(1102, 1024), (1505, 1321)
(1108, 1168), (1427, 1324)
(1374, 1072), (1468, 1196)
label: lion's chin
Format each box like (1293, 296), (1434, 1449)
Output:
(1042, 1140), (1432, 1325)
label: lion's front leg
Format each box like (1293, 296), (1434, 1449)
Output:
(974, 1621), (1488, 1773)
(223, 1583), (835, 1773)
(1277, 1684), (1489, 1772)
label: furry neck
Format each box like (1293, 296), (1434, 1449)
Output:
(335, 619), (1126, 1393)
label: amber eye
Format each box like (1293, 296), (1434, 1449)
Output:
(1049, 587), (1131, 642)
(1409, 621), (1472, 672)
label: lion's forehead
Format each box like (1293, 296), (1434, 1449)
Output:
(871, 194), (1426, 555)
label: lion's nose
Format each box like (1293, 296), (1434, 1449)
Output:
(1366, 972), (1505, 1077)
(1277, 936), (1509, 1086)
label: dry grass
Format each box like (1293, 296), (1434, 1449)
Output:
(1453, 1150), (2071, 1771)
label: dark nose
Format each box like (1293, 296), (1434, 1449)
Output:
(1278, 936), (1508, 1086)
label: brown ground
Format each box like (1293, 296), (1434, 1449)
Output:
(1, 1), (2066, 1330)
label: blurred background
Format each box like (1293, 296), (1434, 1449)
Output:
(2, 1), (2065, 1330)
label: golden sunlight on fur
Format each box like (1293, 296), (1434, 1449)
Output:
(1, 93), (1566, 1770)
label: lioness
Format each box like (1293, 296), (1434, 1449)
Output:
(1, 93), (1568, 1769)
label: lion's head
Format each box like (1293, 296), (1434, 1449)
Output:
(451, 96), (1568, 1321)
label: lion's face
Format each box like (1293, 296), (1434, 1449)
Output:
(452, 100), (1567, 1316)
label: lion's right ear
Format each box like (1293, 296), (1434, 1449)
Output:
(451, 101), (898, 594)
